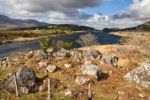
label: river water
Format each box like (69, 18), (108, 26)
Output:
(0, 32), (121, 57)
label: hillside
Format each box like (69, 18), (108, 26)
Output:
(0, 15), (49, 30)
(103, 21), (150, 32)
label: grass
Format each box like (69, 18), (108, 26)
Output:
(0, 26), (74, 44)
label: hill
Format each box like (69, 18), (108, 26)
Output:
(103, 21), (150, 32)
(0, 15), (48, 30)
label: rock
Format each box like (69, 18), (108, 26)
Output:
(124, 61), (150, 89)
(70, 49), (83, 60)
(39, 85), (47, 92)
(83, 48), (102, 60)
(46, 65), (57, 73)
(84, 60), (92, 65)
(75, 76), (90, 85)
(7, 68), (36, 92)
(46, 48), (53, 54)
(0, 57), (12, 68)
(25, 51), (34, 59)
(38, 61), (48, 69)
(53, 48), (70, 59)
(81, 64), (101, 80)
(138, 93), (145, 98)
(65, 89), (72, 96)
(35, 50), (47, 60)
(101, 55), (119, 67)
(64, 64), (73, 68)
(118, 91), (124, 95)
(19, 87), (29, 94)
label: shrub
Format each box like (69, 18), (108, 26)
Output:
(39, 36), (52, 52)
(77, 33), (98, 47)
(56, 40), (72, 49)
(120, 36), (127, 44)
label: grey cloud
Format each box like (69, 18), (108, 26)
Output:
(5, 0), (102, 15)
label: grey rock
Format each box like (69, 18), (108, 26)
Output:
(35, 50), (47, 60)
(101, 55), (119, 67)
(81, 64), (101, 80)
(19, 87), (29, 94)
(53, 48), (70, 59)
(83, 48), (102, 60)
(124, 61), (150, 89)
(7, 68), (36, 91)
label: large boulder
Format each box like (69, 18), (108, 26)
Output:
(124, 61), (150, 89)
(81, 64), (101, 80)
(7, 68), (37, 92)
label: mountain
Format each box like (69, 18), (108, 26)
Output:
(103, 21), (150, 32)
(0, 15), (49, 30)
(122, 21), (150, 31)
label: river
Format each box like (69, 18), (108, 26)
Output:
(0, 32), (121, 57)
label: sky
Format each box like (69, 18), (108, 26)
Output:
(0, 0), (150, 29)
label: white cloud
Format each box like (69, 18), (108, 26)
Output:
(129, 0), (150, 19)
(0, 0), (149, 29)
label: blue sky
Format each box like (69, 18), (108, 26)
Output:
(0, 0), (150, 29)
(84, 0), (133, 16)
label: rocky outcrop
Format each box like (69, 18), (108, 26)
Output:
(7, 68), (37, 93)
(124, 61), (150, 89)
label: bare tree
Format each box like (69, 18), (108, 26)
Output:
(77, 33), (98, 47)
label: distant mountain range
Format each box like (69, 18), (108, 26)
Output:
(0, 15), (95, 31)
(103, 21), (150, 32)
(0, 15), (49, 30)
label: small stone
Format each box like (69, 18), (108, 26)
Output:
(46, 65), (57, 73)
(46, 48), (53, 53)
(108, 70), (113, 76)
(20, 87), (29, 94)
(39, 85), (47, 92)
(138, 93), (145, 98)
(64, 64), (73, 68)
(75, 76), (90, 85)
(65, 89), (72, 96)
(38, 61), (48, 69)
(118, 91), (124, 95)
(84, 60), (92, 65)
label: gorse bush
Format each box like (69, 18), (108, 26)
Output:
(56, 40), (72, 49)
(77, 33), (98, 47)
(39, 36), (52, 52)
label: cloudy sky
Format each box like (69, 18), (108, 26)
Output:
(0, 0), (150, 29)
